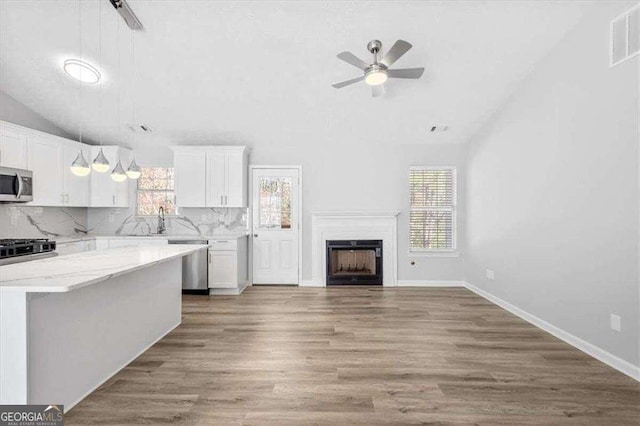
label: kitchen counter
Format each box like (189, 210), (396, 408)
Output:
(0, 244), (207, 293)
(1, 244), (203, 409)
(55, 233), (249, 244)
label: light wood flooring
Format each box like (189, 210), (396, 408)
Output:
(67, 286), (640, 425)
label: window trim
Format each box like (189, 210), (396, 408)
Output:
(409, 166), (457, 254)
(135, 166), (178, 217)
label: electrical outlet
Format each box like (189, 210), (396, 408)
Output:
(108, 214), (115, 223)
(610, 314), (622, 332)
(34, 207), (43, 214)
(202, 214), (208, 221)
(486, 269), (495, 280)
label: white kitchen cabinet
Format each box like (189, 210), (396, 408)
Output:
(27, 135), (90, 207)
(171, 146), (248, 208)
(208, 236), (248, 294)
(206, 151), (226, 207)
(174, 150), (206, 207)
(90, 146), (132, 207)
(0, 123), (28, 169)
(62, 143), (91, 207)
(28, 134), (62, 205)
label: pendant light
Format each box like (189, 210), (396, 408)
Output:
(111, 161), (127, 182)
(126, 157), (141, 179)
(70, 0), (90, 177)
(92, 0), (109, 173)
(111, 14), (126, 183)
(126, 28), (141, 180)
(71, 151), (91, 176)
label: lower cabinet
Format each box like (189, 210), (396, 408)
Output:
(208, 236), (248, 295)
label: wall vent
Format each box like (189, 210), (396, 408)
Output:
(610, 3), (640, 67)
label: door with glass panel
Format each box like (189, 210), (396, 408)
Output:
(251, 168), (300, 285)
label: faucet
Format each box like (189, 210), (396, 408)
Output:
(157, 206), (166, 235)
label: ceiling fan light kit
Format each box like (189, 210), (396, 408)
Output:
(332, 39), (424, 96)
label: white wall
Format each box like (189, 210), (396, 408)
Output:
(0, 90), (72, 139)
(112, 141), (467, 282)
(465, 1), (639, 367)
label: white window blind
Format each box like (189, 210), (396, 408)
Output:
(409, 167), (456, 251)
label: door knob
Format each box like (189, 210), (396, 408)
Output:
(253, 234), (258, 238)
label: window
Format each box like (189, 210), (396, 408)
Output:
(258, 177), (292, 229)
(409, 167), (456, 252)
(136, 167), (176, 216)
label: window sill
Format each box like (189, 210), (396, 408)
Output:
(408, 251), (460, 258)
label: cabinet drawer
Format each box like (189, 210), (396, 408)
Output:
(208, 239), (237, 250)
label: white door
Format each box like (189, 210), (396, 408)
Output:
(206, 152), (226, 207)
(252, 168), (300, 285)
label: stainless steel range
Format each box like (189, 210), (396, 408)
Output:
(0, 239), (58, 265)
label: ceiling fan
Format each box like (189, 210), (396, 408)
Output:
(332, 39), (425, 97)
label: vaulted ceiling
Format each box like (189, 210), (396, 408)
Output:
(0, 1), (594, 150)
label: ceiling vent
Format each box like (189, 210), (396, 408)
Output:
(109, 0), (143, 31)
(610, 4), (639, 67)
(430, 125), (449, 133)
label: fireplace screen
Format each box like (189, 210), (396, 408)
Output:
(326, 240), (383, 285)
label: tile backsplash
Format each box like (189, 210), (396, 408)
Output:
(0, 205), (247, 239)
(87, 207), (248, 236)
(0, 206), (89, 239)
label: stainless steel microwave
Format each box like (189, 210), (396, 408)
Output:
(0, 166), (33, 202)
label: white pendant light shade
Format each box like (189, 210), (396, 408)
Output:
(111, 161), (128, 182)
(126, 158), (141, 179)
(92, 148), (110, 172)
(70, 150), (91, 176)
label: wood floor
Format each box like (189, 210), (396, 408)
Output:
(67, 286), (640, 425)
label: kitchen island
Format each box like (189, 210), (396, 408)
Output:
(0, 244), (206, 409)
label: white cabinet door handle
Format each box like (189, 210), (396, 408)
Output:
(208, 252), (212, 263)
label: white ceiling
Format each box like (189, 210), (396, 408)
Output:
(0, 1), (594, 150)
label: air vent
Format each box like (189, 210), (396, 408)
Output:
(610, 4), (640, 67)
(430, 125), (449, 133)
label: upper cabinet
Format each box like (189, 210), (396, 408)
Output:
(0, 122), (28, 169)
(172, 146), (248, 208)
(28, 134), (90, 207)
(90, 146), (132, 208)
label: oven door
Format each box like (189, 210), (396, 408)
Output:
(0, 167), (33, 202)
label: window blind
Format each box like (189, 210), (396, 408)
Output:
(409, 167), (456, 251)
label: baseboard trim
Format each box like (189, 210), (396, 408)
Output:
(397, 280), (465, 287)
(463, 281), (640, 382)
(66, 321), (181, 411)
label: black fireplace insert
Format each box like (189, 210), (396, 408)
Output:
(326, 240), (383, 285)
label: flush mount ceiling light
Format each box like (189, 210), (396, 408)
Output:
(364, 66), (388, 86)
(63, 59), (101, 84)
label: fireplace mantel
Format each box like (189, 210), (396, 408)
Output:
(309, 211), (399, 287)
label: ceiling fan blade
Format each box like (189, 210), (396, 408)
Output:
(380, 40), (412, 67)
(332, 76), (364, 89)
(337, 51), (370, 70)
(387, 67), (425, 79)
(372, 84), (385, 97)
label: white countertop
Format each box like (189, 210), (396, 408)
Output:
(56, 233), (248, 244)
(0, 245), (207, 293)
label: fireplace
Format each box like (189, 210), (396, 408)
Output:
(326, 240), (383, 285)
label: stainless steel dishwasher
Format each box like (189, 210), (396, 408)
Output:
(168, 239), (209, 291)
